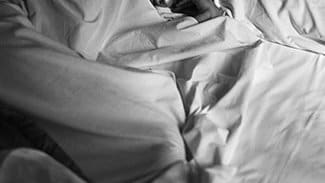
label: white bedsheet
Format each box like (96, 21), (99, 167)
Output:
(0, 0), (325, 182)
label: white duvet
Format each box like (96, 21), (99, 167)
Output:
(0, 0), (324, 183)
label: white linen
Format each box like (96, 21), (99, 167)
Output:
(0, 1), (186, 182)
(0, 0), (325, 183)
(227, 0), (325, 54)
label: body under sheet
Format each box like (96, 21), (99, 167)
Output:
(0, 0), (325, 182)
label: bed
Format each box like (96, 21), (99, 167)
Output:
(0, 0), (324, 182)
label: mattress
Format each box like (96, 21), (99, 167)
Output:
(0, 0), (324, 182)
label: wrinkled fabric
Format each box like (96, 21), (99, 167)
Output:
(226, 0), (325, 54)
(0, 1), (186, 182)
(0, 0), (325, 183)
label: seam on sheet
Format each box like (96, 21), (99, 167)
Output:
(259, 38), (325, 56)
(247, 0), (258, 20)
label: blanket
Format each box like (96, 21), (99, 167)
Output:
(0, 0), (324, 182)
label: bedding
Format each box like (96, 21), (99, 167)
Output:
(0, 106), (88, 180)
(0, 0), (325, 183)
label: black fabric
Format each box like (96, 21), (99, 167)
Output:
(0, 116), (32, 150)
(0, 105), (89, 182)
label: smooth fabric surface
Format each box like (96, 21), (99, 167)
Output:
(0, 148), (86, 183)
(0, 0), (325, 182)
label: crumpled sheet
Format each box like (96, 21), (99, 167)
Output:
(226, 0), (325, 54)
(0, 0), (325, 183)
